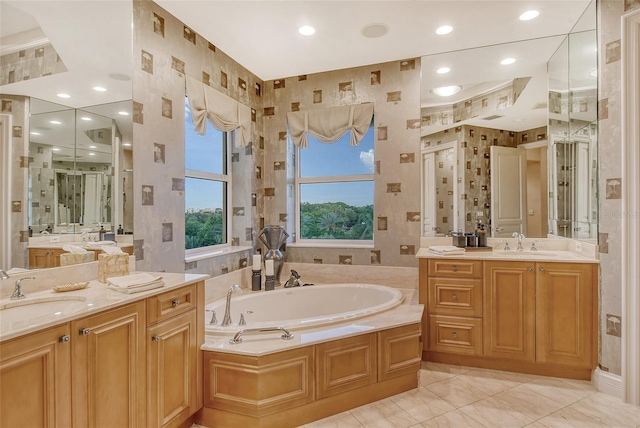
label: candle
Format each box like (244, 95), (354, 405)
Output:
(252, 254), (261, 270)
(265, 259), (274, 276)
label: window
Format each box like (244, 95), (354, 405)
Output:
(185, 97), (232, 252)
(296, 126), (374, 243)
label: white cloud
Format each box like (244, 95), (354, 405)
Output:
(360, 149), (374, 172)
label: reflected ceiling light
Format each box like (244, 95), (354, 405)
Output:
(57, 93), (71, 99)
(30, 131), (41, 135)
(431, 85), (462, 97)
(88, 152), (96, 156)
(80, 116), (92, 121)
(590, 68), (598, 77)
(514, 118), (524, 122)
(436, 67), (451, 74)
(501, 57), (516, 65)
(361, 23), (389, 38)
(123, 143), (132, 147)
(93, 86), (107, 92)
(89, 145), (97, 149)
(118, 111), (129, 116)
(436, 25), (453, 35)
(298, 25), (315, 36)
(519, 10), (540, 21)
(52, 148), (61, 151)
(49, 120), (61, 125)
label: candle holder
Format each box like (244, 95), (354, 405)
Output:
(252, 269), (262, 291)
(264, 275), (276, 291)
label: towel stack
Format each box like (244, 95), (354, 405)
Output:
(107, 273), (164, 294)
(428, 245), (466, 255)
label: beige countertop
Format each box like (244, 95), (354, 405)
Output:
(0, 272), (208, 342)
(202, 303), (424, 357)
(416, 247), (599, 263)
(27, 242), (133, 249)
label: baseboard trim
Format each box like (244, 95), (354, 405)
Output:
(593, 367), (623, 400)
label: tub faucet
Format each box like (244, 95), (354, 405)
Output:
(11, 277), (36, 300)
(513, 232), (525, 251)
(221, 284), (242, 326)
(0, 269), (9, 280)
(284, 270), (301, 288)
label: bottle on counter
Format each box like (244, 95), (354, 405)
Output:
(99, 225), (106, 241)
(476, 223), (487, 248)
(117, 224), (124, 235)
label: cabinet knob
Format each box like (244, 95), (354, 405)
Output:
(452, 266), (458, 272)
(79, 328), (90, 336)
(452, 332), (458, 339)
(152, 335), (161, 342)
(539, 267), (545, 273)
(451, 294), (458, 301)
(172, 300), (180, 307)
(59, 335), (70, 343)
(528, 267), (533, 272)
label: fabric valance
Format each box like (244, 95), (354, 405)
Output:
(185, 74), (251, 148)
(286, 103), (374, 148)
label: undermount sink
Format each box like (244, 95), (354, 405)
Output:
(0, 295), (89, 325)
(493, 250), (558, 258)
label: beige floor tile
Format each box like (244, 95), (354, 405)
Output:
(391, 385), (456, 422)
(493, 384), (566, 420)
(350, 396), (419, 428)
(525, 422), (551, 428)
(454, 368), (523, 396)
(520, 376), (595, 407)
(567, 392), (640, 427)
(300, 411), (364, 428)
(424, 377), (489, 408)
(419, 361), (472, 386)
(458, 396), (535, 428)
(420, 409), (487, 428)
(537, 407), (609, 427)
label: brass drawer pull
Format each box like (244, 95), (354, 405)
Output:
(452, 266), (458, 272)
(172, 300), (180, 307)
(152, 335), (161, 342)
(451, 294), (458, 301)
(79, 328), (90, 336)
(452, 332), (458, 339)
(59, 335), (70, 343)
(539, 267), (545, 273)
(528, 267), (533, 272)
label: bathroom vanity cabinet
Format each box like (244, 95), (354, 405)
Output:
(419, 257), (598, 379)
(28, 245), (134, 268)
(0, 279), (204, 428)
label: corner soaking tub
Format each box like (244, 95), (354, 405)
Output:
(205, 283), (404, 335)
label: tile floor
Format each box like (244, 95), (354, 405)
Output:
(194, 361), (640, 428)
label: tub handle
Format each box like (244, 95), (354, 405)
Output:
(239, 311), (253, 326)
(229, 327), (294, 344)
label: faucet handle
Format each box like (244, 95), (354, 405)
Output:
(239, 311), (253, 326)
(206, 309), (217, 325)
(530, 240), (540, 251)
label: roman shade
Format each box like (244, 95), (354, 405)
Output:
(286, 103), (374, 148)
(185, 74), (251, 147)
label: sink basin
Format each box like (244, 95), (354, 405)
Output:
(0, 295), (89, 326)
(493, 250), (558, 258)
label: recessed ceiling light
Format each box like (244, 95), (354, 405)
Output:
(431, 85), (462, 97)
(30, 131), (41, 135)
(57, 93), (71, 99)
(118, 111), (129, 116)
(298, 25), (315, 36)
(501, 57), (516, 65)
(590, 68), (598, 77)
(80, 116), (92, 121)
(49, 120), (62, 125)
(361, 23), (389, 38)
(93, 86), (107, 92)
(435, 25), (453, 35)
(519, 10), (540, 21)
(437, 67), (451, 74)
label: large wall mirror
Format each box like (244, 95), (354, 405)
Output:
(420, 1), (596, 242)
(1, 0), (133, 269)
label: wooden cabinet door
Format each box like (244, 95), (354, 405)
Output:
(536, 263), (595, 368)
(483, 261), (536, 361)
(71, 301), (146, 428)
(0, 324), (72, 428)
(147, 310), (197, 428)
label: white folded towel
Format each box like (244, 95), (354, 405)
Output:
(102, 245), (124, 255)
(108, 281), (164, 294)
(428, 245), (466, 255)
(107, 273), (163, 289)
(87, 241), (117, 247)
(63, 245), (88, 254)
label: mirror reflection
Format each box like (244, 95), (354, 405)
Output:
(420, 1), (597, 241)
(28, 98), (132, 236)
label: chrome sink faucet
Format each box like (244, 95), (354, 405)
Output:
(513, 232), (525, 251)
(221, 284), (242, 326)
(284, 270), (301, 288)
(0, 269), (9, 280)
(11, 276), (36, 300)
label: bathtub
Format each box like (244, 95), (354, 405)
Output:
(205, 283), (404, 335)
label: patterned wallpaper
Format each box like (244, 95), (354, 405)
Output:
(131, 0), (263, 274)
(0, 43), (67, 86)
(261, 59), (422, 267)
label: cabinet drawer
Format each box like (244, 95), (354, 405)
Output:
(428, 259), (482, 279)
(147, 284), (197, 325)
(428, 315), (483, 356)
(428, 278), (482, 317)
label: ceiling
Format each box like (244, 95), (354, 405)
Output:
(1, 0), (594, 132)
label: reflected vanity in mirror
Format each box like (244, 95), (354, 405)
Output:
(420, 0), (597, 242)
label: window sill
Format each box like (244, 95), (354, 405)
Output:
(185, 245), (252, 263)
(287, 241), (374, 249)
